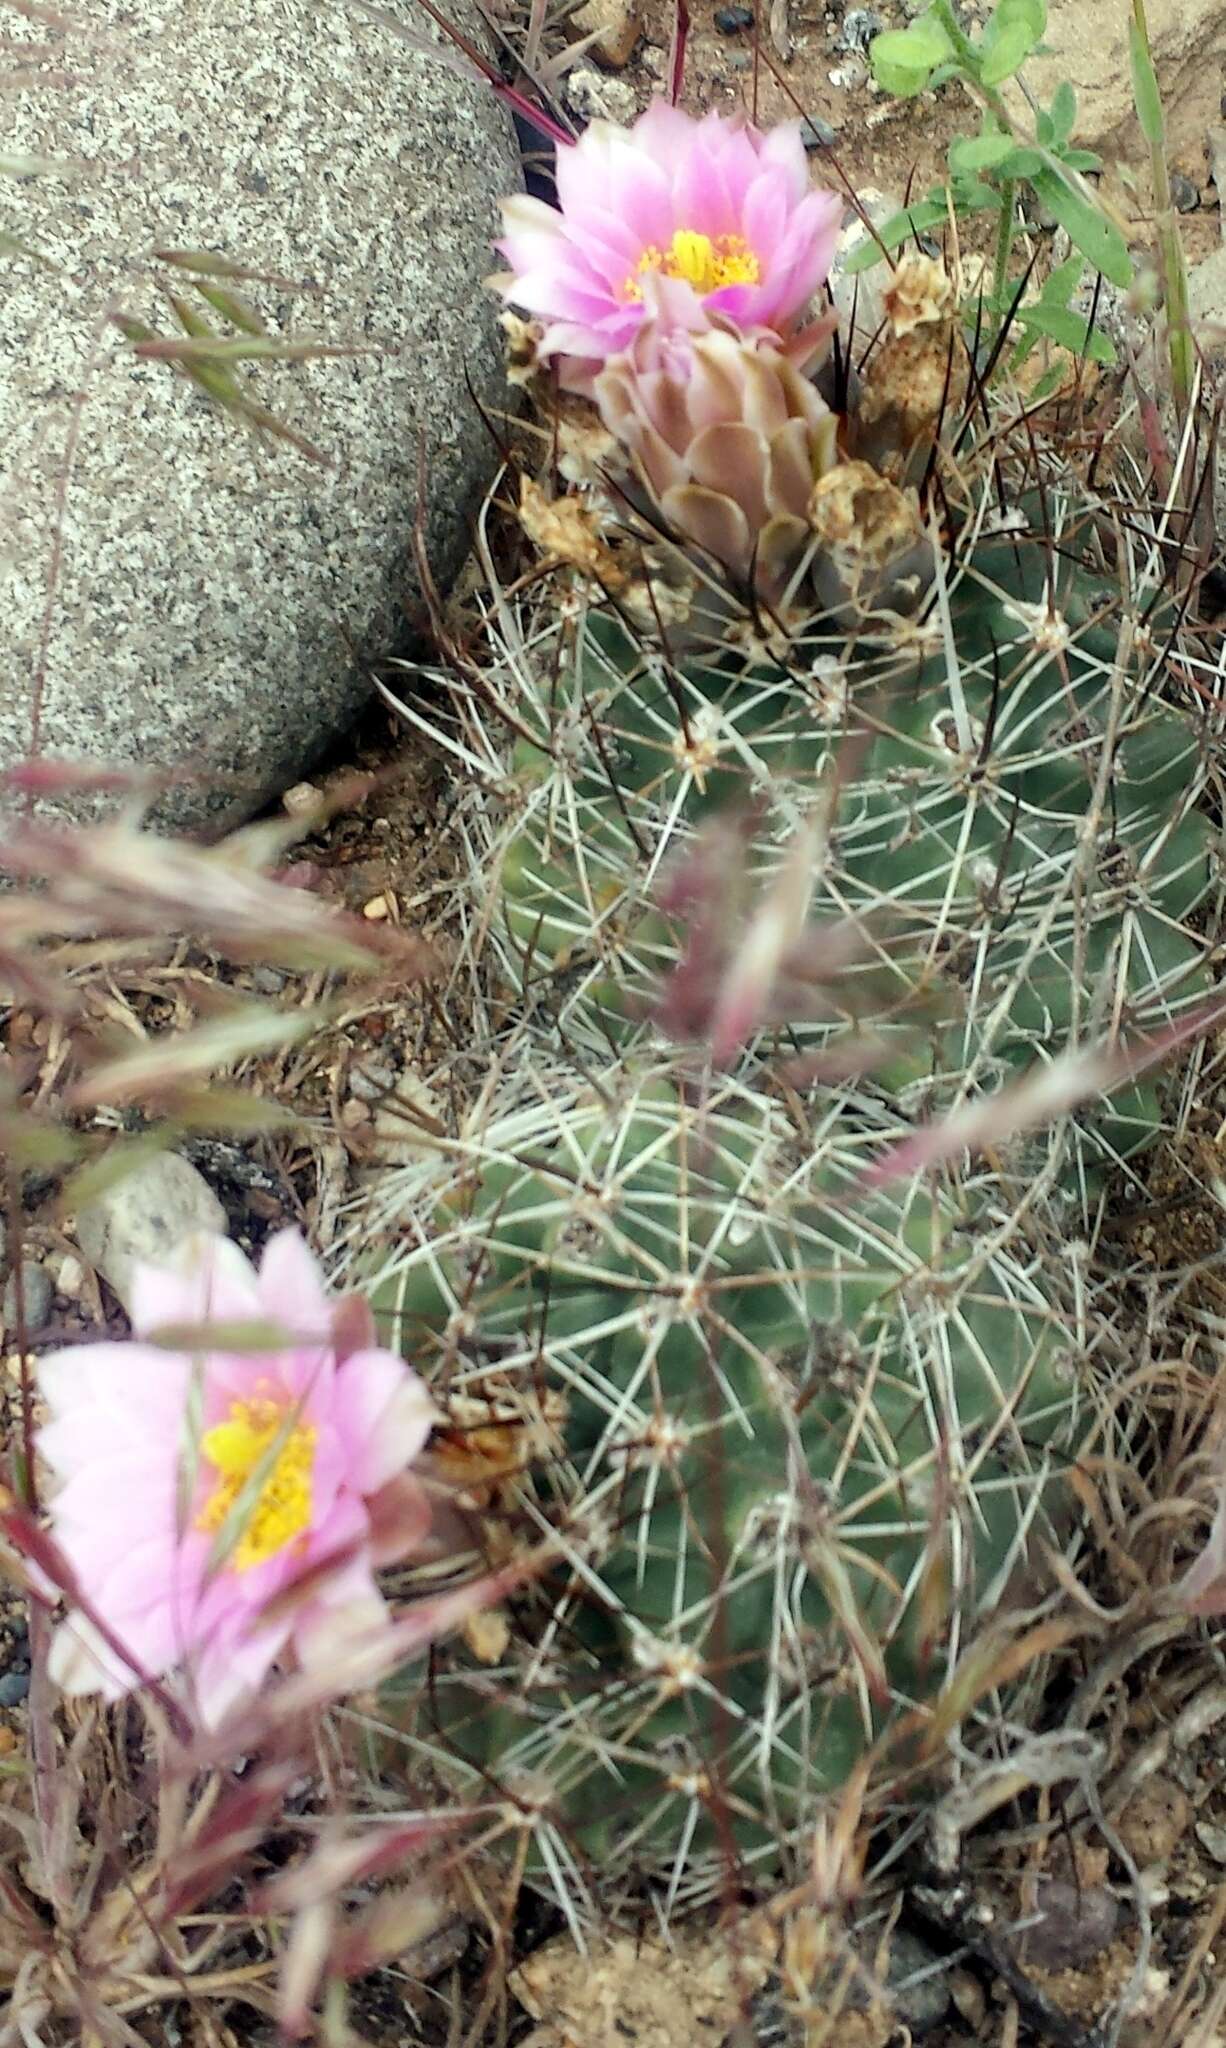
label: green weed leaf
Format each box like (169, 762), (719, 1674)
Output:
(842, 195), (949, 271)
(1030, 166), (1132, 286)
(979, 19), (1033, 81)
(1128, 15), (1164, 146)
(1016, 302), (1117, 363)
(977, 0), (1046, 82)
(949, 132), (1017, 174)
(1039, 254), (1088, 306)
(869, 16), (953, 94)
(1049, 79), (1077, 142)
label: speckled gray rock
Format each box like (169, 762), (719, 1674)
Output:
(1187, 250), (1226, 545)
(1187, 248), (1226, 363)
(0, 0), (520, 832)
(825, 191), (895, 322)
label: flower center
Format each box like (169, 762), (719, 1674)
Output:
(626, 229), (760, 301)
(196, 1397), (316, 1570)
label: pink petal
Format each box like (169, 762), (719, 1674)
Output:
(50, 1543), (206, 1695)
(631, 99), (698, 172)
(1177, 1486), (1226, 1615)
(255, 1229), (333, 1345)
(560, 207), (642, 270)
(291, 1564), (389, 1678)
(760, 119), (812, 201)
(94, 1531), (200, 1617)
(366, 1473), (434, 1565)
(49, 1457), (178, 1542)
(48, 1612), (144, 1700)
(674, 147), (739, 242)
(186, 1615), (293, 1728)
(497, 191), (569, 255)
(331, 1292), (376, 1365)
(333, 1349), (437, 1495)
(768, 416), (824, 518)
(662, 482), (753, 575)
(686, 421), (771, 532)
(39, 1343), (192, 1428)
(742, 172), (793, 268)
(128, 1234), (260, 1341)
(38, 1396), (180, 1477)
(288, 1548), (388, 1679)
(507, 266), (624, 327)
(591, 137), (676, 250)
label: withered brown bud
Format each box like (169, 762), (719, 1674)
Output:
(500, 310), (548, 389)
(854, 257), (968, 486)
(518, 476), (628, 589)
(883, 252), (956, 337)
(553, 395), (625, 490)
(808, 460), (934, 623)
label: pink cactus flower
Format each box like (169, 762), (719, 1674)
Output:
(493, 100), (842, 388)
(37, 1229), (436, 1727)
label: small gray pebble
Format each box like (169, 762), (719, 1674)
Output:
(715, 2), (754, 28)
(75, 1151), (226, 1314)
(836, 5), (883, 52)
(0, 1671), (30, 1707)
(1019, 183), (1058, 231)
(800, 114), (838, 149)
(725, 48), (752, 67)
(748, 1928), (949, 2042)
(251, 966), (289, 995)
(880, 1928), (951, 2035)
(3, 1260), (52, 1336)
(1171, 171), (1200, 212)
(349, 1063), (398, 1102)
(1016, 1879), (1120, 1971)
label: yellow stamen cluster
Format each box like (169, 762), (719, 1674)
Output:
(626, 229), (760, 301)
(197, 1396), (316, 1570)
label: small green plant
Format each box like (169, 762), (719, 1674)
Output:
(862, 0), (1130, 348)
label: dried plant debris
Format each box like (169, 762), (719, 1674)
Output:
(511, 1918), (777, 2048)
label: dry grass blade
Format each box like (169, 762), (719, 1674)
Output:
(0, 814), (434, 977)
(64, 1003), (330, 1107)
(861, 998), (1226, 1188)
